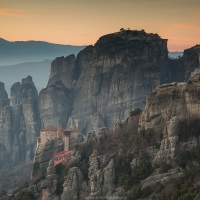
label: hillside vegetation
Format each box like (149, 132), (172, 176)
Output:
(7, 108), (200, 200)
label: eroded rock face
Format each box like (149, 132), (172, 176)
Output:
(0, 82), (11, 154)
(39, 81), (73, 128)
(106, 187), (127, 200)
(24, 148), (124, 200)
(72, 31), (168, 133)
(138, 79), (200, 162)
(87, 150), (116, 199)
(28, 160), (59, 200)
(10, 76), (41, 162)
(48, 54), (77, 89)
(163, 45), (200, 84)
(61, 167), (86, 200)
(0, 77), (41, 191)
(59, 150), (118, 200)
(183, 45), (200, 80)
(83, 127), (108, 144)
(34, 139), (64, 169)
(40, 30), (169, 133)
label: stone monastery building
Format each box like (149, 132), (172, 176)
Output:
(37, 126), (79, 151)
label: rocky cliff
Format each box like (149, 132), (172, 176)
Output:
(40, 30), (170, 133)
(39, 81), (73, 128)
(138, 68), (200, 163)
(2, 30), (200, 197)
(16, 142), (127, 200)
(10, 76), (41, 162)
(40, 32), (200, 135)
(183, 44), (200, 80)
(0, 76), (41, 191)
(0, 82), (11, 158)
(8, 72), (200, 199)
(163, 44), (200, 84)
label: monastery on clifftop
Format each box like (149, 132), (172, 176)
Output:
(36, 126), (80, 166)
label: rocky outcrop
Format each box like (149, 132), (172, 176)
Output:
(39, 81), (73, 128)
(83, 127), (108, 144)
(163, 45), (200, 84)
(10, 76), (41, 162)
(34, 139), (64, 169)
(48, 54), (77, 89)
(106, 187), (127, 200)
(86, 150), (116, 199)
(21, 147), (125, 200)
(26, 159), (59, 200)
(0, 76), (41, 190)
(138, 73), (200, 162)
(38, 33), (200, 135)
(60, 150), (120, 200)
(183, 45), (200, 80)
(0, 82), (11, 154)
(38, 160), (58, 200)
(61, 167), (86, 200)
(71, 31), (168, 133)
(40, 30), (169, 133)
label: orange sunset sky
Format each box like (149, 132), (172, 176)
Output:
(0, 0), (199, 51)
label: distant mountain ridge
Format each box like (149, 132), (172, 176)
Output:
(168, 51), (183, 59)
(0, 60), (52, 95)
(0, 38), (85, 65)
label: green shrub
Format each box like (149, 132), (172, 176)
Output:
(67, 141), (95, 181)
(136, 128), (161, 149)
(176, 150), (192, 169)
(56, 175), (64, 195)
(115, 153), (133, 189)
(75, 141), (94, 161)
(179, 118), (200, 142)
(159, 161), (172, 173)
(127, 185), (142, 200)
(115, 151), (153, 191)
(131, 151), (153, 182)
(77, 159), (90, 181)
(32, 161), (40, 178)
(0, 190), (6, 197)
(32, 167), (46, 184)
(10, 190), (35, 200)
(55, 163), (62, 176)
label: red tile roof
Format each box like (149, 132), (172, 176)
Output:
(54, 160), (62, 166)
(54, 151), (72, 158)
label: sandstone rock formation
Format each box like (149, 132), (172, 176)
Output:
(39, 30), (169, 134)
(86, 150), (116, 199)
(27, 159), (59, 200)
(39, 81), (73, 128)
(0, 77), (40, 163)
(138, 71), (200, 162)
(0, 77), (41, 191)
(2, 31), (200, 195)
(34, 139), (64, 169)
(10, 76), (41, 162)
(59, 149), (120, 200)
(48, 54), (77, 89)
(0, 82), (11, 155)
(61, 167), (87, 200)
(183, 45), (200, 80)
(39, 38), (200, 136)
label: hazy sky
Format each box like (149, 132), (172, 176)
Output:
(0, 0), (199, 51)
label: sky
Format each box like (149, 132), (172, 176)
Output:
(0, 0), (200, 51)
